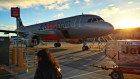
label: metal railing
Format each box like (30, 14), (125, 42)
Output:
(23, 39), (38, 72)
(88, 35), (113, 52)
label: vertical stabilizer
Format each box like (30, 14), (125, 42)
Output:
(16, 17), (24, 31)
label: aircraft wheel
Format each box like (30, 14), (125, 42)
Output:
(54, 43), (58, 47)
(109, 71), (124, 79)
(82, 46), (89, 51)
(57, 43), (61, 47)
(54, 43), (61, 47)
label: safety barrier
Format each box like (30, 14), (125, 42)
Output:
(4, 39), (38, 75)
(19, 48), (23, 67)
(12, 48), (16, 64)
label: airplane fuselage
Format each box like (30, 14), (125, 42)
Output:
(21, 14), (114, 41)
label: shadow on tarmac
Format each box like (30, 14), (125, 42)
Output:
(50, 49), (67, 53)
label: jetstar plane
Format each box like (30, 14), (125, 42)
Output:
(0, 14), (114, 50)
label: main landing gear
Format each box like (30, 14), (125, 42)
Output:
(54, 41), (61, 47)
(109, 70), (124, 79)
(82, 41), (89, 51)
(82, 46), (89, 51)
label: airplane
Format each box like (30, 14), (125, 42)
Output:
(0, 14), (114, 51)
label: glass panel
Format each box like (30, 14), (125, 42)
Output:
(92, 18), (97, 22)
(97, 18), (104, 21)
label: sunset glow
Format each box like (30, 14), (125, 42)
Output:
(113, 18), (140, 29)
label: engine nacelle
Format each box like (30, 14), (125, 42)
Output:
(66, 39), (83, 44)
(25, 35), (40, 47)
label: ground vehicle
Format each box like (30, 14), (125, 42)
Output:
(90, 40), (140, 79)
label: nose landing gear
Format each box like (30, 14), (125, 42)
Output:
(82, 40), (89, 51)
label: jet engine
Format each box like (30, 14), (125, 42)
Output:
(25, 35), (40, 47)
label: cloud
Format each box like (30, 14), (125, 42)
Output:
(128, 1), (133, 4)
(84, 0), (91, 3)
(53, 13), (64, 18)
(75, 0), (80, 4)
(45, 4), (57, 10)
(119, 10), (126, 14)
(0, 25), (16, 30)
(90, 6), (140, 29)
(57, 0), (68, 4)
(113, 18), (140, 29)
(108, 4), (114, 7)
(45, 3), (69, 10)
(0, 7), (2, 11)
(90, 7), (120, 17)
(0, 0), (69, 10)
(57, 4), (69, 10)
(34, 6), (39, 10)
(0, 24), (5, 26)
(38, 20), (43, 23)
(136, 8), (140, 10)
(89, 11), (98, 15)
(100, 7), (119, 15)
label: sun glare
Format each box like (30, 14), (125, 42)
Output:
(113, 18), (140, 29)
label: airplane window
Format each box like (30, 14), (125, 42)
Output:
(57, 23), (61, 28)
(68, 21), (70, 27)
(65, 21), (70, 28)
(92, 18), (97, 22)
(97, 18), (104, 21)
(44, 25), (46, 30)
(61, 22), (64, 28)
(87, 18), (92, 22)
(39, 25), (44, 31)
(68, 24), (70, 27)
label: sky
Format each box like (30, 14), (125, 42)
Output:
(0, 0), (140, 35)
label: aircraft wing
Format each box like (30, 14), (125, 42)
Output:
(0, 30), (17, 33)
(0, 29), (57, 36)
(0, 30), (26, 34)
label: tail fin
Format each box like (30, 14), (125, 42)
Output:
(16, 17), (24, 31)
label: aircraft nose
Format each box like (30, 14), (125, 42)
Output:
(104, 22), (114, 33)
(87, 21), (114, 36)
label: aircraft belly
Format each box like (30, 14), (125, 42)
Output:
(68, 28), (85, 38)
(68, 27), (107, 39)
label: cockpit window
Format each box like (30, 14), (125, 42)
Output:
(92, 18), (97, 22)
(97, 18), (104, 21)
(87, 18), (104, 22)
(87, 18), (92, 22)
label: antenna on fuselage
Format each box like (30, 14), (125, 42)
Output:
(82, 12), (83, 15)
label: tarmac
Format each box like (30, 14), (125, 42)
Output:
(1, 42), (140, 79)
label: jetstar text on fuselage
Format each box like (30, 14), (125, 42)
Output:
(38, 21), (71, 31)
